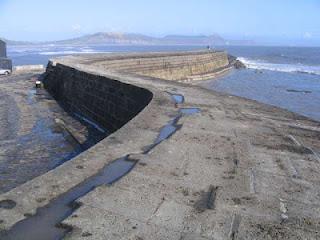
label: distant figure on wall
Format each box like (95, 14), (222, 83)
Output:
(207, 45), (215, 52)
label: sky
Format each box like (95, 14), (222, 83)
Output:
(1, 0), (320, 46)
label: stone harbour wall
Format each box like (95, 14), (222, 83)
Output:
(0, 58), (12, 71)
(0, 40), (12, 70)
(43, 51), (229, 132)
(43, 62), (153, 132)
(0, 40), (6, 58)
(88, 51), (230, 81)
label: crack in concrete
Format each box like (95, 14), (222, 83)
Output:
(229, 213), (242, 240)
(249, 168), (256, 194)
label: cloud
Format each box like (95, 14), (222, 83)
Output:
(71, 24), (82, 32)
(303, 32), (313, 39)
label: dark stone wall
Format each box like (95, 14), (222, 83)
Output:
(43, 62), (153, 132)
(0, 40), (12, 70)
(0, 58), (12, 70)
(0, 40), (6, 58)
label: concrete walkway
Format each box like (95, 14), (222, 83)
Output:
(64, 76), (320, 240)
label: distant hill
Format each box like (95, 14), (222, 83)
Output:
(0, 37), (34, 46)
(52, 32), (227, 45)
(55, 32), (158, 45)
(1, 32), (229, 46)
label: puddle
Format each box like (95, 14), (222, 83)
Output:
(74, 113), (106, 134)
(0, 116), (83, 193)
(0, 200), (16, 209)
(170, 94), (184, 104)
(1, 156), (137, 240)
(180, 108), (201, 115)
(26, 89), (37, 104)
(0, 80), (108, 194)
(27, 88), (49, 105)
(143, 115), (182, 153)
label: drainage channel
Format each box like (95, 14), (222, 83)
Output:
(0, 93), (200, 240)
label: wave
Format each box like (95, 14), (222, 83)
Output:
(237, 57), (320, 76)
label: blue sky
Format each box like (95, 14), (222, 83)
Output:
(1, 0), (320, 45)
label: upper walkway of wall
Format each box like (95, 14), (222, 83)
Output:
(51, 50), (230, 81)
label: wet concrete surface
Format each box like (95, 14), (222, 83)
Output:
(180, 107), (201, 115)
(0, 73), (107, 194)
(0, 91), (200, 240)
(0, 155), (136, 240)
(170, 93), (185, 105)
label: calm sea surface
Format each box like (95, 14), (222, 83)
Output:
(7, 45), (320, 121)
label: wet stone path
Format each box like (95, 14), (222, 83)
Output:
(0, 73), (107, 194)
(0, 92), (202, 240)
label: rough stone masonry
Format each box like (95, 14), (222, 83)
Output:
(0, 40), (12, 70)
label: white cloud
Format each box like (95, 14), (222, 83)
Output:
(303, 32), (313, 39)
(71, 24), (82, 32)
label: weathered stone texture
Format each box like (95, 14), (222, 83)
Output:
(0, 40), (6, 58)
(43, 51), (227, 133)
(86, 51), (230, 81)
(43, 63), (153, 132)
(0, 40), (12, 70)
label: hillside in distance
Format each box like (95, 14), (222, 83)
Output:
(54, 32), (227, 45)
(2, 32), (230, 46)
(0, 38), (33, 46)
(2, 32), (257, 46)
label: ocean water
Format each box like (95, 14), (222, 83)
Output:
(205, 46), (320, 121)
(7, 44), (320, 121)
(7, 45), (204, 66)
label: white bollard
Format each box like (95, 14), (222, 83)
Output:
(35, 80), (42, 88)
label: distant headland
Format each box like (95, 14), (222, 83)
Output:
(0, 32), (255, 46)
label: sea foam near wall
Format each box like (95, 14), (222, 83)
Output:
(238, 57), (320, 76)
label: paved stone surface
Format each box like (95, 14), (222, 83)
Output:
(0, 72), (106, 194)
(0, 52), (320, 239)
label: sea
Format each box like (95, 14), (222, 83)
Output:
(7, 44), (320, 122)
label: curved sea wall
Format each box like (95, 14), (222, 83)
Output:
(104, 51), (229, 80)
(67, 50), (231, 81)
(43, 50), (229, 131)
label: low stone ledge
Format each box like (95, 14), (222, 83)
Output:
(14, 65), (45, 72)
